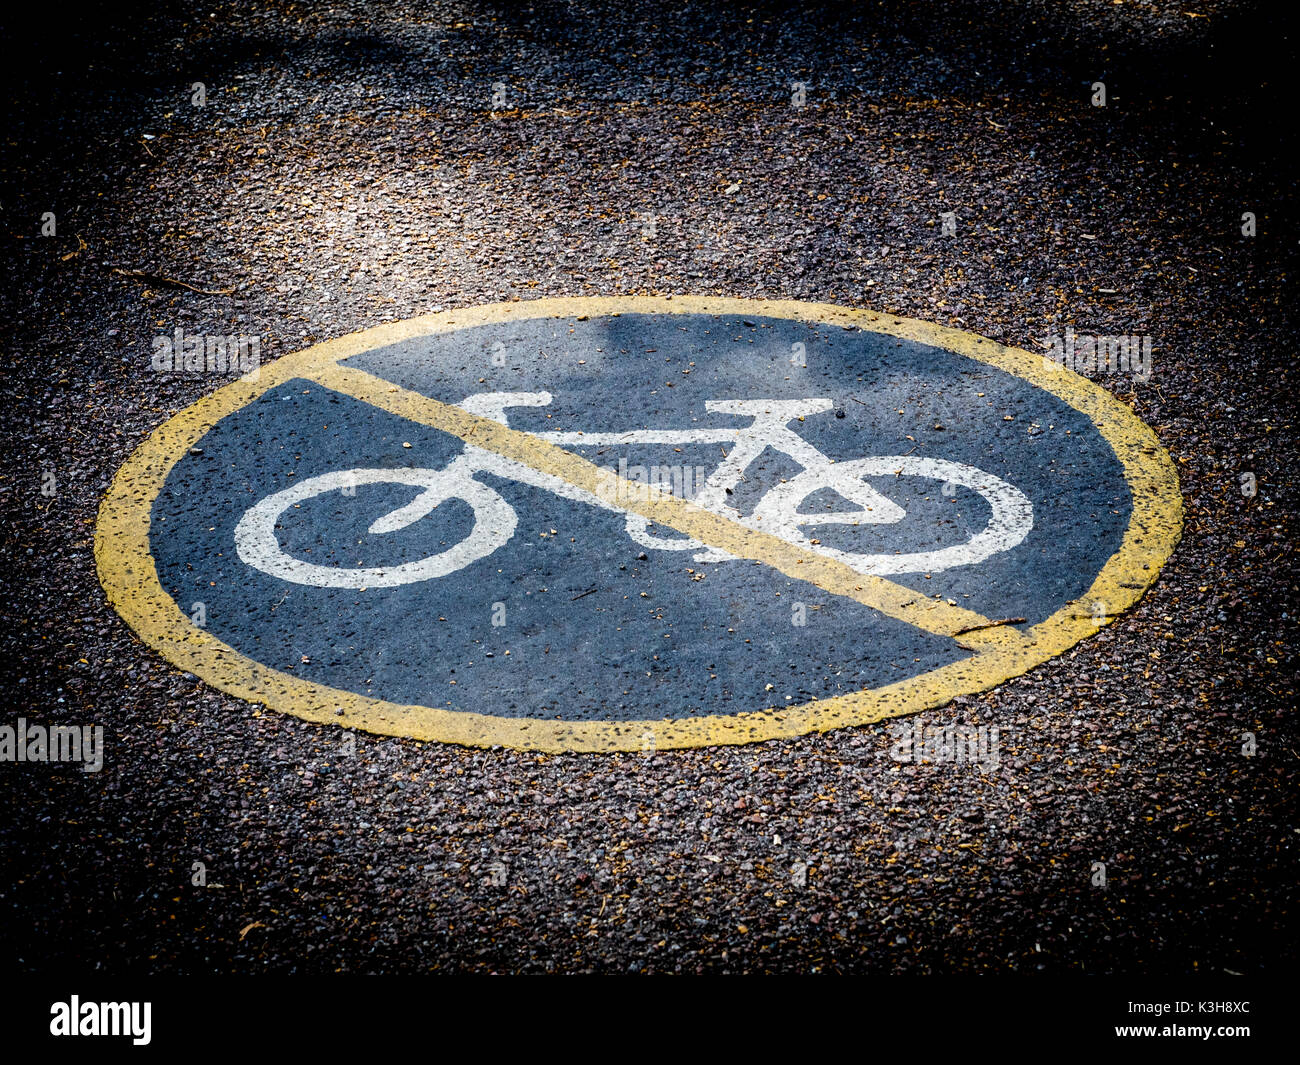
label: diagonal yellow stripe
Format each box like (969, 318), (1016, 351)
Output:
(304, 359), (1033, 654)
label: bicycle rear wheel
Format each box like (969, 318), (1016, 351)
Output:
(234, 467), (516, 588)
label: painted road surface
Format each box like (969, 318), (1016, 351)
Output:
(96, 297), (1181, 751)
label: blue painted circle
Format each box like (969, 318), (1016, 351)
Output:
(150, 313), (1129, 723)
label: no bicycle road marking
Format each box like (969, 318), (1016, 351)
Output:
(96, 297), (1181, 752)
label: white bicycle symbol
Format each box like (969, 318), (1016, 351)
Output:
(234, 392), (1033, 589)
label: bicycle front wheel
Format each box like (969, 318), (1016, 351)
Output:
(750, 456), (1033, 575)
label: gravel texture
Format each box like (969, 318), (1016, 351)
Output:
(0, 0), (1295, 973)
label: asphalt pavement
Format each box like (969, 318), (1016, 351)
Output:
(0, 0), (1295, 974)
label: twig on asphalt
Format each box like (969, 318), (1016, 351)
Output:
(110, 266), (235, 296)
(952, 616), (1027, 636)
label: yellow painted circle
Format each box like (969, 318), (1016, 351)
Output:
(96, 297), (1182, 751)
